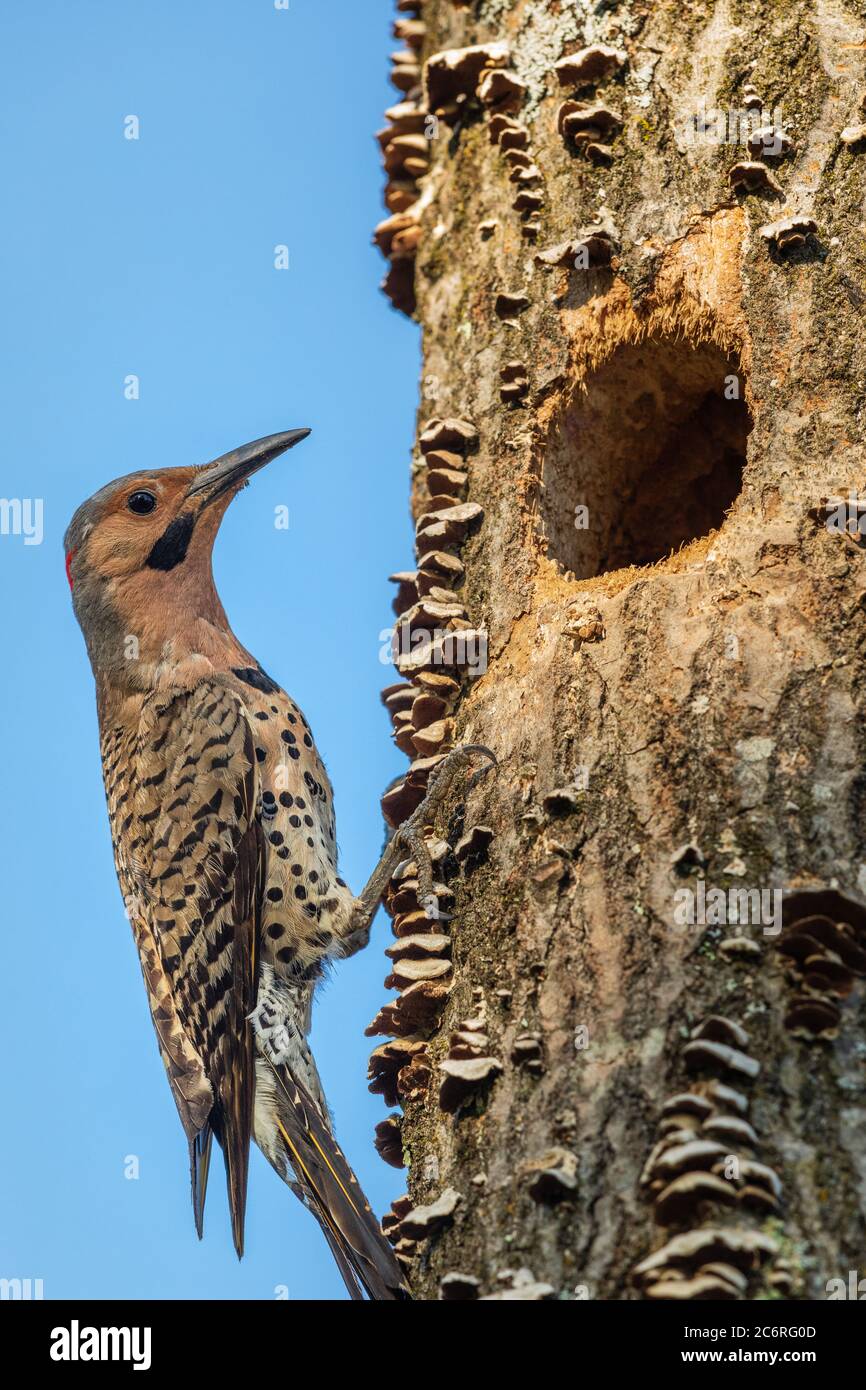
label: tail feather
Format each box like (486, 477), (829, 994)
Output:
(264, 1057), (410, 1301)
(190, 1126), (213, 1239)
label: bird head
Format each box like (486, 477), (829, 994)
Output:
(65, 429), (310, 690)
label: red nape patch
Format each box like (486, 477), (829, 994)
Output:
(65, 549), (76, 591)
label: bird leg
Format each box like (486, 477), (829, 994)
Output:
(340, 744), (497, 958)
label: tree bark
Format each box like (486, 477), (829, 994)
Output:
(369, 0), (866, 1302)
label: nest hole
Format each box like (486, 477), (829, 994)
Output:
(540, 337), (751, 578)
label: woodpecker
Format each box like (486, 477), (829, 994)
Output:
(65, 427), (492, 1300)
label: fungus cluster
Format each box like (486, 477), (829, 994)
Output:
(777, 888), (866, 1041)
(759, 214), (817, 253)
(424, 41), (511, 120)
(379, 415), (484, 832)
(382, 1188), (462, 1274)
(439, 1014), (502, 1113)
(727, 84), (794, 201)
(365, 831), (455, 1046)
(373, 4), (427, 315)
(632, 1012), (790, 1299)
(488, 112), (542, 240)
(534, 224), (618, 273)
(555, 44), (627, 166)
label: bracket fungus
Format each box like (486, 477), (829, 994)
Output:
(729, 161), (783, 195)
(759, 215), (818, 253)
(654, 1172), (736, 1227)
(440, 1271), (481, 1300)
(536, 224), (617, 270)
(633, 1227), (777, 1292)
(777, 890), (866, 1040)
(419, 416), (478, 455)
(524, 1147), (578, 1203)
(374, 1114), (405, 1169)
(424, 42), (509, 114)
(399, 1187), (462, 1240)
(691, 1015), (750, 1050)
(439, 1054), (503, 1113)
(478, 68), (525, 112)
(683, 1038), (760, 1080)
(500, 360), (529, 403)
(455, 823), (494, 863)
(746, 127), (794, 158)
(553, 45), (627, 87)
(494, 290), (531, 321)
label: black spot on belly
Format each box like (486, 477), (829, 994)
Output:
(146, 513), (196, 571)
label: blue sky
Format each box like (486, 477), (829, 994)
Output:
(0, 0), (417, 1299)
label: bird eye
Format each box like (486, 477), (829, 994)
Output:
(127, 490), (157, 515)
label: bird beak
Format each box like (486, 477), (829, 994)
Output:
(186, 429), (311, 507)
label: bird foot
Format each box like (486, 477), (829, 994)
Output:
(351, 744), (497, 944)
(395, 743), (497, 920)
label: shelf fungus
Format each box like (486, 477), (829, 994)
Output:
(417, 549), (464, 594)
(426, 464), (468, 498)
(536, 224), (617, 270)
(524, 1147), (578, 1203)
(380, 775), (425, 830)
(416, 500), (484, 550)
(382, 1193), (413, 1242)
(636, 1228), (777, 1282)
(746, 127), (794, 158)
(419, 416), (478, 455)
(368, 1038), (429, 1107)
(654, 1172), (736, 1226)
(558, 101), (623, 153)
(366, 977), (453, 1038)
(553, 45), (627, 87)
(393, 17), (425, 51)
(478, 68), (526, 113)
(742, 83), (762, 112)
(494, 290), (531, 321)
(390, 54), (422, 96)
(729, 161), (782, 195)
(777, 890), (866, 1040)
(387, 571), (418, 617)
(374, 1114), (405, 1169)
(399, 1186), (462, 1240)
(489, 113), (528, 147)
(644, 1272), (740, 1300)
(511, 1033), (544, 1073)
(841, 123), (866, 146)
(440, 1271), (481, 1301)
(691, 1015), (751, 1051)
(481, 1269), (555, 1301)
(500, 360), (529, 403)
(424, 42), (510, 114)
(719, 935), (761, 959)
(455, 823), (494, 864)
(439, 1054), (503, 1113)
(682, 1038), (760, 1080)
(759, 215), (818, 252)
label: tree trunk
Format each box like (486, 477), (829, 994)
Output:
(368, 0), (866, 1302)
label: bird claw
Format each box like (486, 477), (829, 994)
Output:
(397, 744), (498, 915)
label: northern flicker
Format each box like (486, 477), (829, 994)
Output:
(65, 430), (494, 1301)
